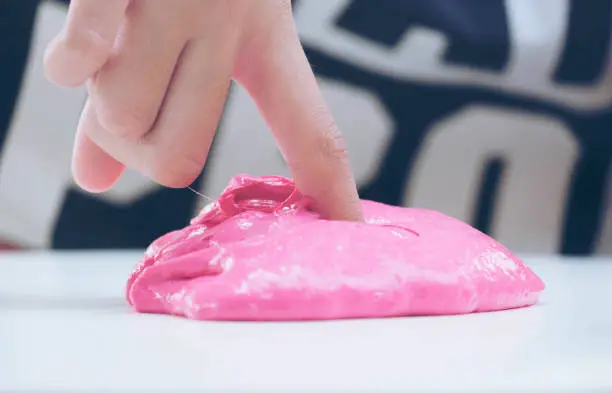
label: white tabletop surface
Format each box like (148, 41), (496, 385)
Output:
(1, 251), (611, 392)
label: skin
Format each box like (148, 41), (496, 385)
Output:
(44, 0), (363, 221)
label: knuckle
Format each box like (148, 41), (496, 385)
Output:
(313, 113), (350, 163)
(63, 29), (113, 58)
(97, 103), (155, 138)
(318, 129), (349, 162)
(148, 153), (203, 189)
(287, 111), (351, 177)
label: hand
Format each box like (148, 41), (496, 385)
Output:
(44, 0), (362, 221)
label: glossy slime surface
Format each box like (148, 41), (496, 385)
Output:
(126, 175), (545, 321)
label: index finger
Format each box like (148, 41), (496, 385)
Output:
(237, 21), (362, 221)
(235, 16), (362, 221)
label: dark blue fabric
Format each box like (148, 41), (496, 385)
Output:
(1, 0), (611, 253)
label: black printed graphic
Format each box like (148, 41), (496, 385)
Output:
(554, 0), (612, 85)
(561, 115), (612, 254)
(336, 0), (510, 72)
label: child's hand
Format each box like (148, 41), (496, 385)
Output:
(44, 0), (362, 221)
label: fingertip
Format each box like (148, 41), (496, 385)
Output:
(72, 104), (125, 192)
(301, 176), (364, 222)
(43, 38), (79, 87)
(72, 139), (125, 193)
(333, 196), (364, 222)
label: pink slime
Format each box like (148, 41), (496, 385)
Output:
(126, 175), (545, 321)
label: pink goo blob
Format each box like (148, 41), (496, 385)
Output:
(126, 175), (544, 321)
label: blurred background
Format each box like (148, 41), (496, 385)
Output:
(1, 0), (612, 254)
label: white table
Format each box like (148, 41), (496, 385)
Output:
(1, 251), (611, 392)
